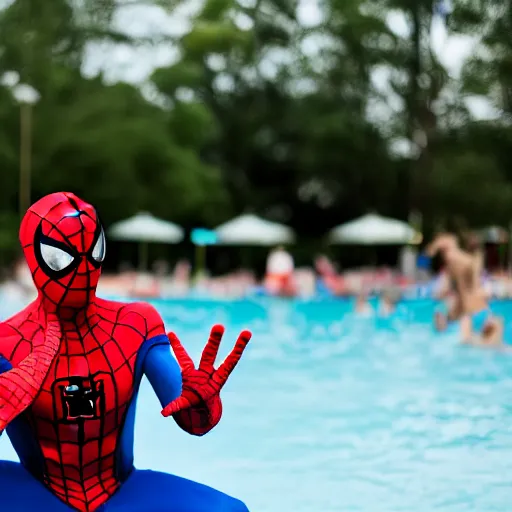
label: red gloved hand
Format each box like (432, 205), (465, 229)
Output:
(162, 324), (251, 435)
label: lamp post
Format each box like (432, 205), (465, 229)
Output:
(13, 83), (40, 217)
(1, 72), (40, 218)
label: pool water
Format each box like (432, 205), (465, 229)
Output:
(1, 297), (512, 511)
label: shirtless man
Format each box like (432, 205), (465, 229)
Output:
(426, 232), (503, 347)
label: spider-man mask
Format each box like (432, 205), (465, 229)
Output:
(20, 192), (106, 310)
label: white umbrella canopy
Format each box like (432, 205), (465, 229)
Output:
(108, 212), (184, 243)
(329, 213), (418, 245)
(108, 212), (184, 271)
(479, 225), (508, 243)
(215, 214), (295, 245)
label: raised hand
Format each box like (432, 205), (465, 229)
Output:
(161, 324), (251, 434)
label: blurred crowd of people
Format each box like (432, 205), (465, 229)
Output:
(0, 229), (510, 347)
(3, 235), (512, 307)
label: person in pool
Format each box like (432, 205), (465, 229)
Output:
(432, 270), (462, 332)
(427, 232), (503, 346)
(354, 289), (373, 316)
(378, 288), (401, 317)
(460, 231), (503, 346)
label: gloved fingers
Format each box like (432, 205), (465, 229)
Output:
(161, 395), (193, 417)
(168, 332), (195, 372)
(214, 330), (252, 386)
(199, 324), (225, 372)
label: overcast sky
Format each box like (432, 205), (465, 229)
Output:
(84, 1), (475, 80)
(80, 0), (498, 122)
(0, 0), (498, 121)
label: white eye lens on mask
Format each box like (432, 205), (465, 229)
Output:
(40, 243), (74, 271)
(92, 229), (106, 262)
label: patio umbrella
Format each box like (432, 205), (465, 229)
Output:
(108, 212), (184, 270)
(479, 225), (508, 244)
(328, 213), (420, 245)
(215, 214), (295, 245)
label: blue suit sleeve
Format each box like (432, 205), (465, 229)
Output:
(0, 355), (12, 435)
(0, 354), (12, 374)
(143, 341), (182, 408)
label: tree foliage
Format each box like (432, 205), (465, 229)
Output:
(0, 0), (510, 268)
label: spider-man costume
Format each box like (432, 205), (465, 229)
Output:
(0, 192), (252, 512)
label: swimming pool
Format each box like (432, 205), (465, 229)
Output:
(1, 297), (512, 511)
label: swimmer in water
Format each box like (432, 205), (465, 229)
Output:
(432, 270), (463, 332)
(379, 288), (401, 316)
(354, 290), (373, 316)
(427, 232), (503, 347)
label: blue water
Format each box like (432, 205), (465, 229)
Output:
(2, 297), (512, 511)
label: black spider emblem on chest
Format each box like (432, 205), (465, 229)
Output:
(57, 376), (104, 421)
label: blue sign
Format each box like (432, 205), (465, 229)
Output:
(417, 254), (431, 270)
(191, 228), (217, 246)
